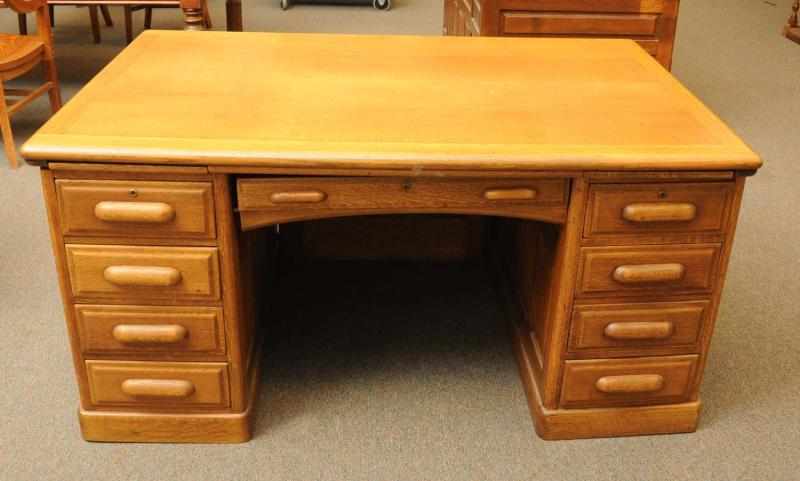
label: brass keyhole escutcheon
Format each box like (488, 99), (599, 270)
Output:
(402, 179), (413, 192)
(128, 189), (138, 198)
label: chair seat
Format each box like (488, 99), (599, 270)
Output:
(0, 33), (44, 73)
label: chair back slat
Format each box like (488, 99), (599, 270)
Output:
(2, 0), (54, 48)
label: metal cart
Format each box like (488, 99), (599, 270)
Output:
(281, 0), (391, 10)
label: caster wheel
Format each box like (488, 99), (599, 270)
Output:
(373, 0), (390, 10)
(280, 0), (290, 10)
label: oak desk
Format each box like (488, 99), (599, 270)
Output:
(23, 31), (761, 442)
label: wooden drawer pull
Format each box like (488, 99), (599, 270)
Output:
(94, 201), (176, 224)
(604, 321), (675, 340)
(103, 265), (182, 287)
(269, 191), (327, 204)
(612, 263), (685, 284)
(112, 324), (188, 344)
(595, 374), (665, 394)
(483, 188), (537, 201)
(121, 379), (195, 398)
(622, 202), (697, 223)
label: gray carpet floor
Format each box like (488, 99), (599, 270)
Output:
(1, 1), (799, 480)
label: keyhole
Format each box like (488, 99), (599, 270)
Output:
(402, 179), (413, 192)
(128, 189), (138, 198)
(657, 191), (668, 199)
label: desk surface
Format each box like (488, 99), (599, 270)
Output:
(22, 31), (760, 172)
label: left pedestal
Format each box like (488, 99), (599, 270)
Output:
(40, 165), (263, 443)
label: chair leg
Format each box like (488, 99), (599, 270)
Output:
(89, 6), (101, 44)
(42, 54), (63, 114)
(100, 5), (114, 26)
(17, 13), (27, 35)
(144, 7), (153, 29)
(124, 6), (134, 44)
(0, 82), (19, 169)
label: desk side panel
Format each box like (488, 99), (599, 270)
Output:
(686, 174), (746, 399)
(40, 169), (93, 409)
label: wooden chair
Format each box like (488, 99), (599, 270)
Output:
(18, 5), (114, 44)
(28, 3), (212, 45)
(0, 0), (62, 169)
(786, 0), (799, 44)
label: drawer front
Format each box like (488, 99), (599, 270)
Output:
(238, 177), (567, 211)
(75, 305), (225, 357)
(577, 245), (720, 298)
(569, 301), (709, 356)
(561, 355), (698, 408)
(498, 0), (666, 13)
(56, 179), (216, 239)
(65, 245), (221, 303)
(502, 12), (658, 36)
(86, 360), (230, 409)
(585, 183), (734, 238)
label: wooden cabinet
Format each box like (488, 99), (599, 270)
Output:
(444, 0), (680, 68)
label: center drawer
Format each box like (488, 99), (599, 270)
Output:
(65, 244), (221, 303)
(237, 177), (568, 228)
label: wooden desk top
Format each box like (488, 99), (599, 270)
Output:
(22, 31), (760, 172)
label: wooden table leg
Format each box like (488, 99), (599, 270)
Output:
(0, 82), (19, 169)
(226, 0), (243, 31)
(100, 5), (114, 26)
(180, 0), (208, 30)
(17, 13), (27, 35)
(88, 6), (101, 44)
